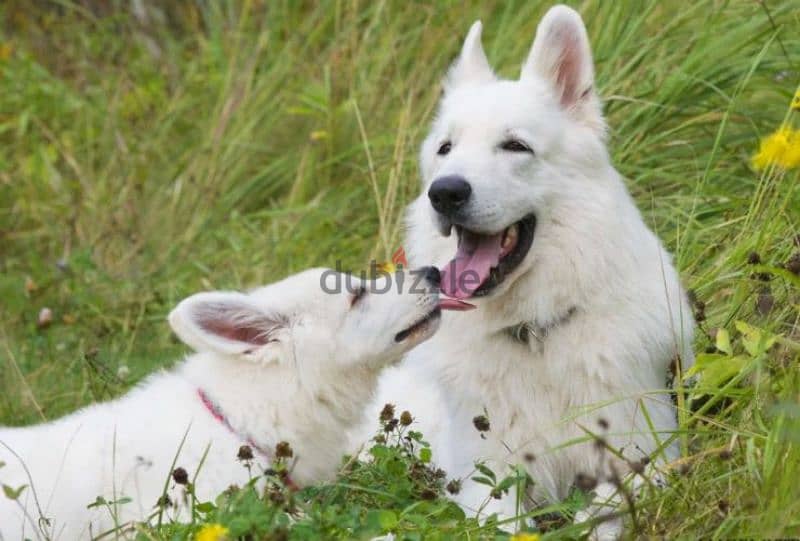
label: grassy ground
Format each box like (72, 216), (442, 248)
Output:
(1, 0), (799, 539)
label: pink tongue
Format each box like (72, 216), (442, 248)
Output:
(440, 231), (503, 299)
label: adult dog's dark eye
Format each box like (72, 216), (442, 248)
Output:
(500, 139), (533, 153)
(350, 286), (367, 307)
(437, 141), (452, 156)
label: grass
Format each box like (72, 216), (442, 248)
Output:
(1, 0), (799, 538)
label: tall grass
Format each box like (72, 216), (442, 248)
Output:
(1, 0), (799, 538)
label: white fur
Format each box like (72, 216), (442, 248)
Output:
(0, 269), (441, 540)
(357, 5), (693, 538)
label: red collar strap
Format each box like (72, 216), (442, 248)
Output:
(197, 388), (297, 489)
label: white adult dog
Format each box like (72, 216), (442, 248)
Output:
(0, 267), (446, 540)
(363, 5), (694, 538)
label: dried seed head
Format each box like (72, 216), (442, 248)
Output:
(157, 494), (172, 508)
(275, 441), (293, 459)
(641, 456), (651, 466)
(629, 459), (645, 475)
(786, 253), (800, 276)
(597, 418), (609, 430)
(574, 472), (598, 491)
(747, 252), (761, 265)
(383, 418), (399, 432)
(718, 499), (730, 514)
(446, 479), (462, 495)
(373, 434), (386, 444)
(237, 445), (254, 461)
(678, 462), (691, 476)
(718, 448), (733, 461)
(756, 289), (774, 316)
(171, 467), (188, 485)
(472, 415), (490, 432)
(421, 488), (437, 500)
(400, 411), (413, 426)
(379, 403), (396, 422)
(523, 452), (536, 463)
(751, 271), (772, 282)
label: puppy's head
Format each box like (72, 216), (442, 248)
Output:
(168, 267), (443, 373)
(417, 5), (610, 302)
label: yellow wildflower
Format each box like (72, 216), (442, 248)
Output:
(376, 261), (397, 274)
(751, 126), (800, 171)
(375, 246), (408, 274)
(195, 523), (229, 541)
(792, 89), (800, 112)
(511, 534), (541, 541)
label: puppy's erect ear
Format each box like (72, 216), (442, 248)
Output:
(521, 5), (603, 130)
(446, 21), (496, 90)
(169, 292), (289, 363)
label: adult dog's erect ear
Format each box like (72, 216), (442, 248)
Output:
(521, 5), (603, 131)
(446, 21), (496, 90)
(169, 291), (290, 363)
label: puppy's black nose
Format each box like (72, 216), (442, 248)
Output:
(421, 266), (441, 287)
(428, 175), (472, 217)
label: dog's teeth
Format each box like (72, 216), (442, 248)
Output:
(501, 224), (519, 253)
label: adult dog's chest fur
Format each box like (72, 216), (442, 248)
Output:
(412, 308), (668, 500)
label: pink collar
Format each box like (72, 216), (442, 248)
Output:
(197, 388), (298, 489)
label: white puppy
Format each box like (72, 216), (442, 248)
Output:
(363, 5), (695, 539)
(0, 268), (444, 540)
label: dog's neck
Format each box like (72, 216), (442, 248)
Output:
(503, 305), (579, 345)
(179, 352), (381, 482)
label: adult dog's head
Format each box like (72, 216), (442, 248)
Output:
(409, 5), (617, 306)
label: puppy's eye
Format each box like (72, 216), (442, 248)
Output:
(437, 141), (452, 156)
(350, 286), (367, 307)
(500, 139), (533, 153)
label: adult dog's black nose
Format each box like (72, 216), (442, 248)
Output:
(428, 175), (472, 216)
(420, 266), (440, 287)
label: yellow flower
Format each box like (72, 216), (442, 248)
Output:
(792, 89), (800, 111)
(195, 523), (229, 541)
(752, 126), (800, 171)
(511, 534), (541, 541)
(376, 261), (397, 274)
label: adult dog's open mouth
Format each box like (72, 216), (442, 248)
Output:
(440, 214), (536, 299)
(395, 308), (442, 343)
